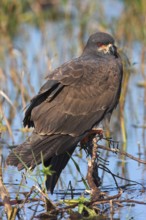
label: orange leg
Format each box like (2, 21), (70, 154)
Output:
(81, 128), (103, 145)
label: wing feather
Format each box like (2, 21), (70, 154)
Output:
(24, 57), (122, 138)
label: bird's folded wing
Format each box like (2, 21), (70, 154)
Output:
(24, 58), (121, 137)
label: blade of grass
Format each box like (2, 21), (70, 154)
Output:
(69, 154), (90, 190)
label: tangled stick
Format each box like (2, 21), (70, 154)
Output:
(84, 135), (146, 212)
(98, 144), (146, 164)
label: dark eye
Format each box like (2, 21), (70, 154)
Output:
(97, 42), (104, 47)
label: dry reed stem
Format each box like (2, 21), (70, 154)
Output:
(0, 158), (17, 219)
(34, 185), (56, 211)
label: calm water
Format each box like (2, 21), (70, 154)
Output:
(1, 1), (146, 219)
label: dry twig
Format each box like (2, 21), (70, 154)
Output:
(0, 156), (17, 219)
(98, 144), (146, 164)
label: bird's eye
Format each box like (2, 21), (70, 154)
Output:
(97, 42), (104, 47)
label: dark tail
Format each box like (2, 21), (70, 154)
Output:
(44, 147), (75, 194)
(6, 131), (80, 193)
(6, 131), (57, 170)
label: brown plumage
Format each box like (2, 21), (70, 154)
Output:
(6, 32), (123, 193)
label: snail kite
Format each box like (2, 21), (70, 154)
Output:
(7, 32), (123, 193)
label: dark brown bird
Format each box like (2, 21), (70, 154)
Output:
(6, 32), (123, 193)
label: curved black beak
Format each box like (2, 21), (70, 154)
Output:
(109, 45), (118, 57)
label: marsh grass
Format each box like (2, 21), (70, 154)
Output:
(4, 141), (146, 219)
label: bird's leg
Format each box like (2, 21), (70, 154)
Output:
(80, 128), (103, 146)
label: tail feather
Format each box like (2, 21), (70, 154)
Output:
(45, 147), (75, 194)
(6, 132), (56, 170)
(6, 131), (81, 192)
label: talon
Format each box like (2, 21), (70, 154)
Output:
(80, 128), (103, 147)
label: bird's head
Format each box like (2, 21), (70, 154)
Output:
(83, 32), (118, 58)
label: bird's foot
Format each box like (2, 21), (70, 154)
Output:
(81, 128), (103, 146)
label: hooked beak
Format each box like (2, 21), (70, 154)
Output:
(109, 44), (117, 56)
